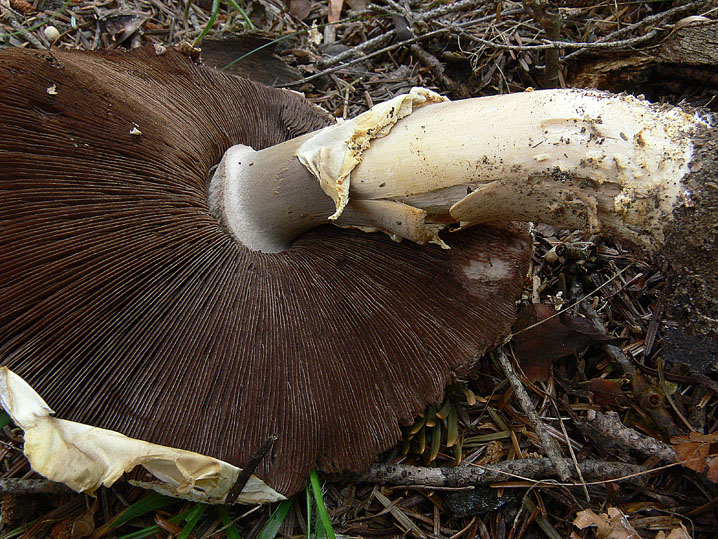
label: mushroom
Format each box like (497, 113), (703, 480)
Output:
(0, 46), (715, 504)
(0, 47), (531, 503)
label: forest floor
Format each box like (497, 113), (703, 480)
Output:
(1, 0), (717, 537)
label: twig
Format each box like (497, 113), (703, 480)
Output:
(552, 400), (589, 502)
(582, 303), (681, 438)
(0, 478), (72, 495)
(283, 26), (453, 87)
(314, 6), (524, 74)
(359, 459), (645, 487)
(563, 0), (709, 61)
(576, 410), (677, 463)
(495, 349), (572, 481)
(224, 435), (276, 505)
(414, 0), (487, 22)
(523, 0), (562, 87)
(1, 4), (46, 49)
(318, 31), (394, 68)
(373, 489), (426, 538)
(409, 44), (459, 94)
(447, 24), (661, 52)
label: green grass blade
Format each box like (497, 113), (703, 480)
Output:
(117, 507), (193, 539)
(118, 527), (166, 539)
(428, 421), (442, 463)
(192, 0), (221, 46)
(309, 471), (336, 539)
(257, 499), (291, 539)
(0, 411), (12, 430)
(224, 0), (255, 30)
(446, 403), (458, 447)
(177, 503), (206, 539)
(1, 521), (40, 539)
(217, 506), (242, 539)
(99, 493), (177, 533)
(306, 481), (312, 539)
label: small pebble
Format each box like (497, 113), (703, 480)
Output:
(44, 26), (61, 43)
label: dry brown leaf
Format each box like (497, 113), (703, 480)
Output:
(586, 378), (629, 406)
(328, 0), (344, 23)
(345, 0), (368, 9)
(574, 508), (612, 536)
(706, 457), (718, 483)
(288, 0), (312, 19)
(606, 507), (640, 539)
(102, 14), (148, 42)
(670, 432), (718, 474)
(669, 433), (718, 482)
(514, 304), (623, 382)
(672, 440), (709, 472)
(656, 523), (692, 538)
(573, 507), (640, 538)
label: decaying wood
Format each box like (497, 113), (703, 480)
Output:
(570, 21), (718, 90)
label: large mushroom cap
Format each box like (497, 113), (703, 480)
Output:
(0, 47), (531, 498)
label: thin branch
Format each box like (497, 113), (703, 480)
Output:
(317, 31), (394, 69)
(446, 23), (661, 52)
(312, 7), (525, 76)
(360, 459), (645, 487)
(0, 478), (73, 495)
(409, 44), (459, 94)
(563, 0), (709, 61)
(283, 26), (453, 87)
(523, 0), (562, 87)
(576, 410), (678, 463)
(495, 349), (572, 481)
(224, 435), (277, 505)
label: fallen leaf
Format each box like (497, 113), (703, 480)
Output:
(606, 507), (640, 538)
(706, 457), (718, 483)
(288, 0), (312, 19)
(586, 378), (629, 406)
(574, 508), (612, 536)
(671, 438), (710, 473)
(102, 13), (148, 43)
(656, 523), (692, 538)
(513, 304), (623, 382)
(328, 0), (344, 23)
(573, 507), (640, 538)
(345, 0), (368, 9)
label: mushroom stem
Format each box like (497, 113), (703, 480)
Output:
(210, 88), (711, 255)
(209, 137), (335, 253)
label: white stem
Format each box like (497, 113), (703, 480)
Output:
(210, 89), (708, 253)
(209, 137), (335, 253)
